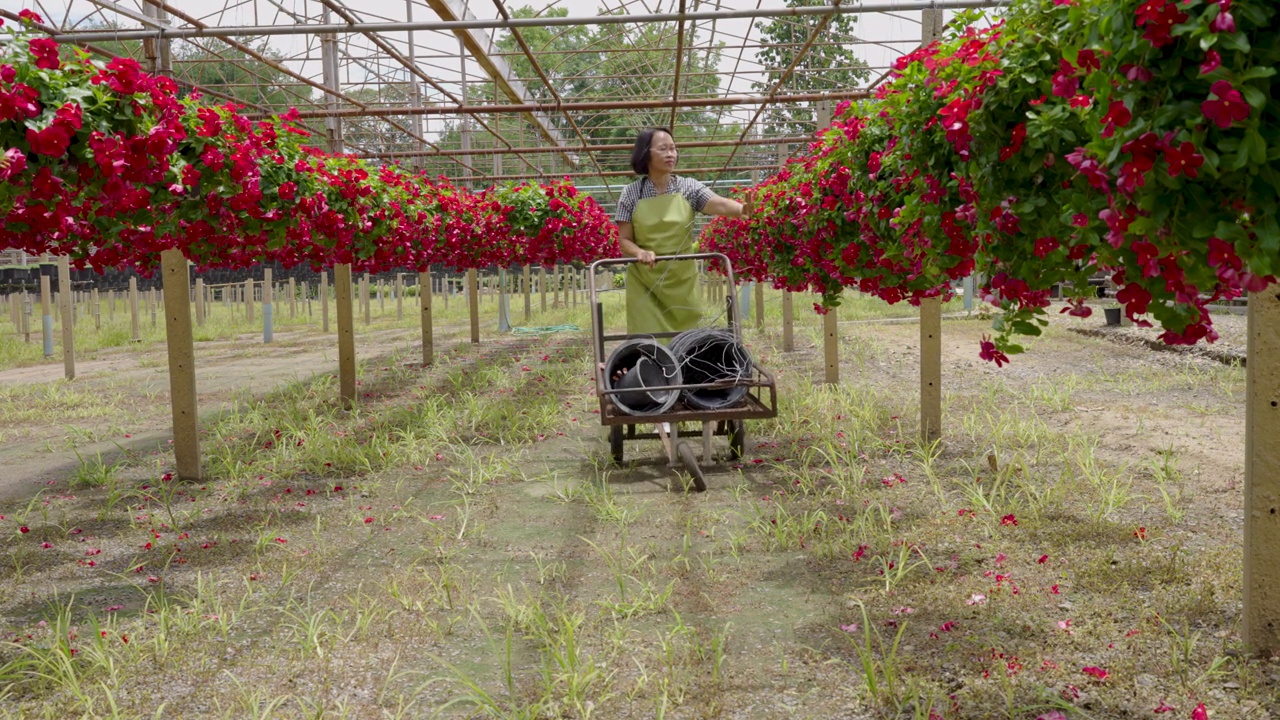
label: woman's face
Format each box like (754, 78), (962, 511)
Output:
(648, 131), (678, 174)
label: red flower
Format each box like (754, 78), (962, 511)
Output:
(1076, 49), (1100, 73)
(19, 526), (29, 533)
(1191, 703), (1208, 720)
(1120, 64), (1153, 82)
(0, 148), (27, 181)
(1201, 80), (1249, 128)
(278, 181), (296, 201)
(28, 38), (59, 70)
(26, 124), (74, 157)
(1068, 94), (1092, 109)
(999, 123), (1026, 162)
(1152, 701), (1176, 713)
(1033, 236), (1060, 258)
(18, 9), (44, 23)
(1199, 50), (1221, 75)
(1164, 141), (1204, 178)
(1050, 59), (1079, 97)
(1100, 101), (1132, 139)
(1209, 8), (1235, 33)
(1081, 666), (1109, 681)
(1000, 513), (1018, 526)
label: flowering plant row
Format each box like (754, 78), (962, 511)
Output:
(702, 0), (1278, 360)
(0, 12), (616, 275)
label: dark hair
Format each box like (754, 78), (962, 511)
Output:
(631, 127), (674, 176)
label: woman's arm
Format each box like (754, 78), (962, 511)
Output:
(617, 221), (657, 267)
(701, 189), (755, 218)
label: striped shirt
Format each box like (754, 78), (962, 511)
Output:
(614, 175), (714, 224)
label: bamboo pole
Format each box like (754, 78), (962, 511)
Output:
(467, 268), (480, 344)
(245, 277), (254, 323)
(1245, 289), (1280, 655)
(523, 265), (532, 321)
(288, 276), (297, 318)
(160, 249), (201, 481)
(779, 141), (795, 352)
(395, 273), (403, 320)
(540, 267), (548, 312)
(195, 278), (205, 326)
(362, 273), (372, 325)
(57, 258), (74, 379)
(39, 272), (53, 357)
(129, 277), (141, 342)
(92, 288), (100, 330)
(335, 264), (356, 409)
(419, 271), (433, 366)
(920, 296), (942, 442)
(262, 267), (274, 343)
(321, 272), (330, 332)
(21, 291), (31, 343)
(755, 282), (765, 331)
(823, 307), (839, 384)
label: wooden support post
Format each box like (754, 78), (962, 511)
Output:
(378, 279), (386, 315)
(262, 267), (274, 343)
(540, 267), (548, 312)
(467, 268), (480, 344)
(920, 296), (943, 443)
(823, 306), (839, 384)
(419, 271), (433, 366)
(92, 289), (100, 330)
(57, 258), (74, 380)
(288, 277), (297, 319)
(782, 292), (794, 352)
(39, 272), (53, 357)
(1245, 288), (1280, 655)
(443, 277), (450, 310)
(395, 273), (404, 320)
(245, 277), (254, 323)
(129, 277), (141, 342)
(195, 278), (205, 327)
(523, 265), (532, 321)
(335, 264), (356, 410)
(151, 288), (158, 328)
(160, 249), (201, 481)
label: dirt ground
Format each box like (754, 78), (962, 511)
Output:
(0, 299), (1265, 719)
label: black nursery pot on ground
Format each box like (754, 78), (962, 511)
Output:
(1104, 307), (1122, 326)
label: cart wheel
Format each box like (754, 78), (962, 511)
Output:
(610, 425), (625, 464)
(729, 420), (746, 460)
(677, 442), (707, 492)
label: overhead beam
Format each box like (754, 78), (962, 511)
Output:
(352, 134), (815, 159)
(425, 0), (577, 167)
(55, 1), (1006, 42)
(262, 89), (871, 119)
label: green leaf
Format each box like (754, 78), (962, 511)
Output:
(1242, 129), (1267, 164)
(1239, 66), (1277, 81)
(1241, 85), (1267, 109)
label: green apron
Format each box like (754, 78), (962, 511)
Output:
(627, 192), (703, 336)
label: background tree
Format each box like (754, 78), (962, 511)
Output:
(752, 0), (871, 138)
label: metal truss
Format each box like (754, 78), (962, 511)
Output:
(27, 0), (1005, 199)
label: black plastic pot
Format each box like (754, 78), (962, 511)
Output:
(1104, 307), (1122, 326)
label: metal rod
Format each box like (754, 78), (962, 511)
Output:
(55, 1), (1006, 42)
(264, 89), (870, 120)
(353, 134), (812, 159)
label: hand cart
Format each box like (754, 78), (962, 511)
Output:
(589, 252), (778, 491)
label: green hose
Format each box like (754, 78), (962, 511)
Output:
(511, 324), (581, 336)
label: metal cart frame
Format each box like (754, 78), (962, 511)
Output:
(589, 252), (778, 491)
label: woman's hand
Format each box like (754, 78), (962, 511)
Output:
(636, 249), (657, 268)
(740, 188), (757, 219)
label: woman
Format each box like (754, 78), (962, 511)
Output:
(614, 127), (752, 336)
